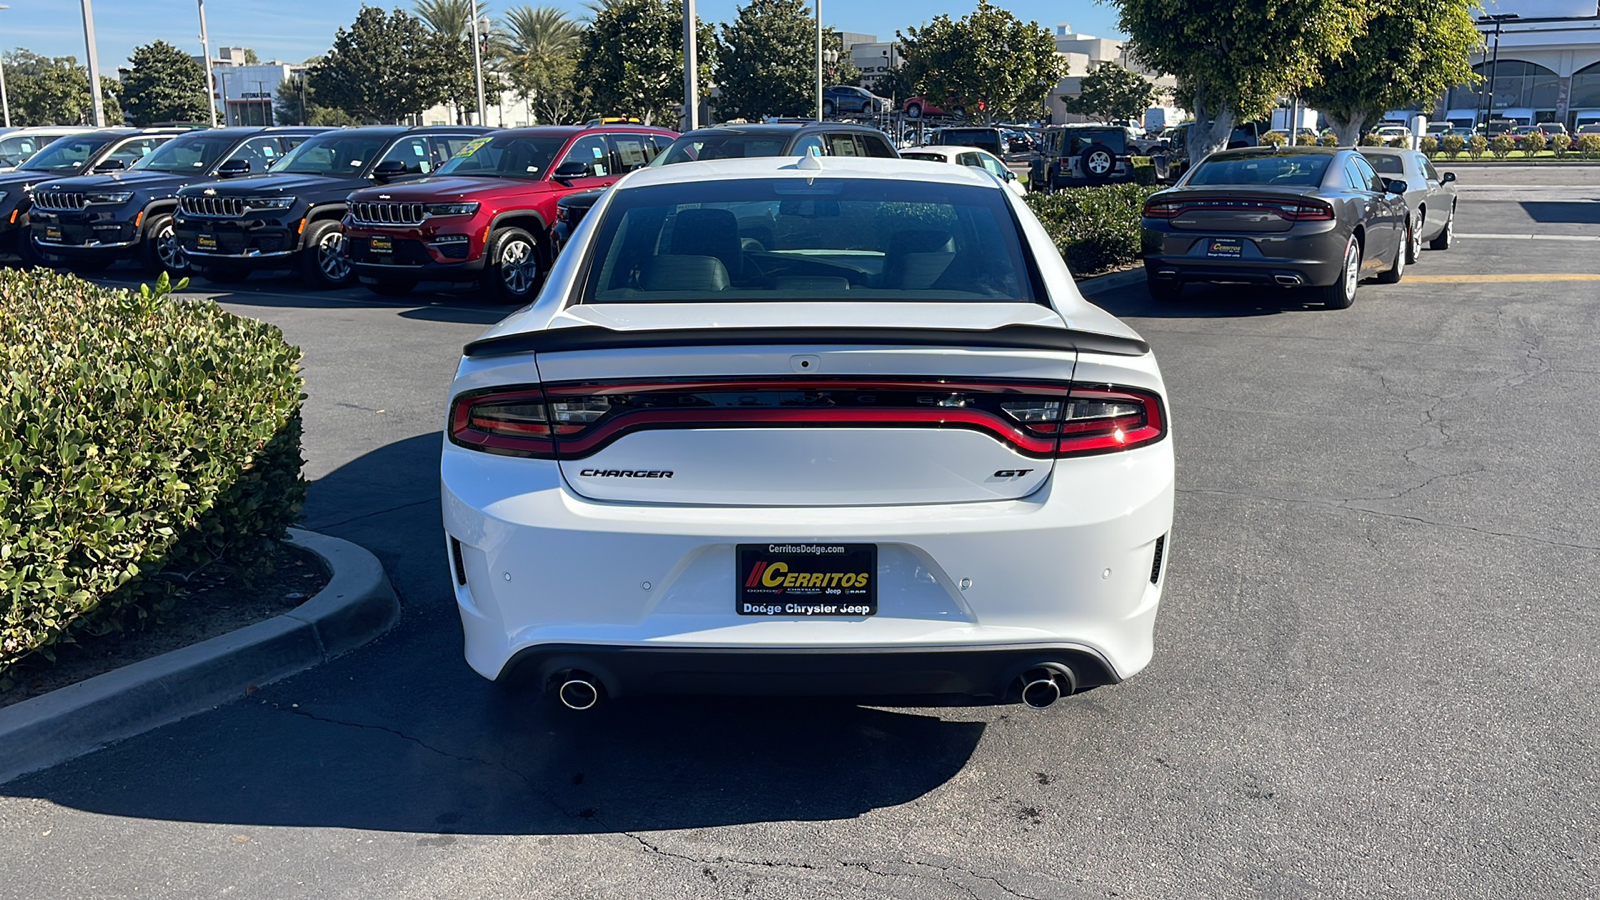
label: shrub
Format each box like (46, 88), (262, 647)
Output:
(1025, 183), (1160, 277)
(1440, 133), (1465, 159)
(1320, 132), (1339, 147)
(1296, 131), (1317, 146)
(1551, 133), (1572, 157)
(0, 270), (305, 686)
(1520, 131), (1547, 157)
(1468, 134), (1488, 159)
(1489, 134), (1515, 159)
(1578, 133), (1600, 159)
(1419, 136), (1439, 157)
(1386, 135), (1408, 148)
(1260, 131), (1287, 147)
(1359, 132), (1384, 146)
(1129, 156), (1157, 185)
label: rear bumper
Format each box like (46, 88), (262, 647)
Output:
(499, 642), (1119, 699)
(1142, 224), (1347, 287)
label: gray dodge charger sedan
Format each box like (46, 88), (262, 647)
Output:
(1141, 147), (1409, 309)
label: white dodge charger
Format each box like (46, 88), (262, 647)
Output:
(442, 155), (1174, 710)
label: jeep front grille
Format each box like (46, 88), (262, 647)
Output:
(32, 191), (89, 212)
(349, 201), (428, 227)
(179, 195), (247, 218)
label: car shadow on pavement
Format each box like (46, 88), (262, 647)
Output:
(2, 431), (988, 833)
(1518, 200), (1600, 225)
(1092, 281), (1334, 319)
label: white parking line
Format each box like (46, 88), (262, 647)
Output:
(1456, 233), (1600, 241)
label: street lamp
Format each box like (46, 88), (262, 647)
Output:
(198, 0), (218, 127)
(0, 5), (11, 128)
(1477, 13), (1519, 129)
(82, 0), (106, 126)
(468, 0), (486, 125)
(815, 0), (823, 121)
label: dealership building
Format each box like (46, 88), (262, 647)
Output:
(1429, 0), (1600, 129)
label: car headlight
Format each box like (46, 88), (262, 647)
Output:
(86, 191), (134, 205)
(243, 196), (295, 211)
(426, 202), (479, 217)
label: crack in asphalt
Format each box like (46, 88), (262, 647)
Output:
(621, 831), (1048, 900)
(304, 497), (435, 531)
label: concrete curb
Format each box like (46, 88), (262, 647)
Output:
(1076, 264), (1146, 296)
(0, 528), (399, 785)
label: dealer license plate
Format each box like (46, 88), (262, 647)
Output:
(197, 234), (218, 250)
(737, 543), (877, 616)
(1207, 239), (1244, 258)
(369, 235), (392, 252)
(44, 226), (61, 242)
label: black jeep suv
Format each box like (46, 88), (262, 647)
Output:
(551, 122), (899, 255)
(1, 127), (187, 267)
(172, 125), (489, 287)
(29, 127), (326, 275)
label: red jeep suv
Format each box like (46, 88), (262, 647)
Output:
(342, 125), (676, 300)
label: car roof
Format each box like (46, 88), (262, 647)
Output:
(683, 123), (886, 136)
(488, 125), (676, 138)
(1208, 146), (1343, 160)
(1356, 146), (1413, 155)
(616, 155), (998, 190)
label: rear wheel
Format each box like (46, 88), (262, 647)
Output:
(822, 100), (836, 118)
(363, 277), (417, 297)
(1146, 271), (1183, 302)
(1428, 205), (1454, 250)
(140, 213), (188, 276)
(301, 219), (353, 289)
(1314, 237), (1361, 308)
(1406, 210), (1424, 263)
(906, 101), (923, 119)
(1377, 222), (1407, 284)
(481, 226), (544, 303)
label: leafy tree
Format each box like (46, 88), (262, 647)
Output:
(2, 50), (124, 125)
(1297, 0), (1479, 146)
(118, 40), (213, 125)
(578, 0), (715, 126)
(415, 0), (511, 123)
(897, 1), (1066, 125)
(273, 72), (360, 126)
(715, 0), (814, 120)
(1063, 63), (1155, 124)
(1114, 0), (1368, 160)
(311, 7), (449, 123)
(241, 48), (261, 65)
(499, 5), (584, 124)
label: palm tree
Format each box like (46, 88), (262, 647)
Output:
(414, 0), (476, 40)
(498, 5), (582, 123)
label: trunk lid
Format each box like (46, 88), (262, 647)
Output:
(532, 303), (1077, 506)
(1153, 188), (1327, 234)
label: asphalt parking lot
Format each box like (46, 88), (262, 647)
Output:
(2, 163), (1598, 899)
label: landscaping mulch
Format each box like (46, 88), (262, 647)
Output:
(0, 541), (329, 711)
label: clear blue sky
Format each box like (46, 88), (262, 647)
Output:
(2, 0), (1125, 71)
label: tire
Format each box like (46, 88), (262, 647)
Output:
(139, 213), (189, 276)
(1314, 236), (1361, 308)
(16, 220), (46, 269)
(1377, 222), (1407, 284)
(1428, 205), (1454, 250)
(906, 102), (923, 119)
(197, 265), (250, 284)
(822, 100), (835, 118)
(300, 219), (353, 289)
(1406, 210), (1424, 264)
(481, 226), (545, 303)
(1146, 271), (1183, 302)
(363, 278), (417, 297)
(1079, 143), (1116, 184)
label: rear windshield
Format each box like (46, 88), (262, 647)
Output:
(582, 178), (1034, 303)
(656, 134), (791, 164)
(272, 132), (390, 176)
(1365, 154), (1405, 175)
(900, 151), (947, 162)
(435, 134), (568, 178)
(1187, 154), (1331, 187)
(937, 130), (1003, 152)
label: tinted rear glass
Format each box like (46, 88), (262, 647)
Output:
(938, 129), (1003, 152)
(1365, 154), (1404, 175)
(1188, 155), (1331, 187)
(435, 134), (568, 178)
(583, 178), (1034, 303)
(656, 134), (791, 164)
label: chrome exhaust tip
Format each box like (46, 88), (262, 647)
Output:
(1274, 274), (1303, 286)
(1018, 663), (1079, 711)
(556, 674), (601, 710)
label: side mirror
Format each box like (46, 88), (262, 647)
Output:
(1442, 171), (1457, 183)
(551, 160), (590, 184)
(372, 159), (408, 183)
(1003, 169), (1017, 181)
(1383, 178), (1407, 195)
(93, 158), (126, 172)
(217, 158), (251, 178)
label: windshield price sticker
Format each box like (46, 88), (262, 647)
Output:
(736, 543), (877, 616)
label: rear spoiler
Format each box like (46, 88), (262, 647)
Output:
(464, 324), (1149, 359)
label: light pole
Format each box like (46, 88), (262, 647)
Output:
(1477, 14), (1519, 129)
(0, 5), (11, 128)
(815, 0), (823, 121)
(682, 0), (698, 129)
(198, 0), (218, 127)
(468, 0), (486, 125)
(81, 0), (106, 126)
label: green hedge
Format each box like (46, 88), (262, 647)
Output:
(1025, 184), (1160, 276)
(0, 270), (305, 686)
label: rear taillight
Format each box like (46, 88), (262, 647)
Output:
(449, 380), (1165, 460)
(1277, 201), (1334, 222)
(1143, 201), (1181, 219)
